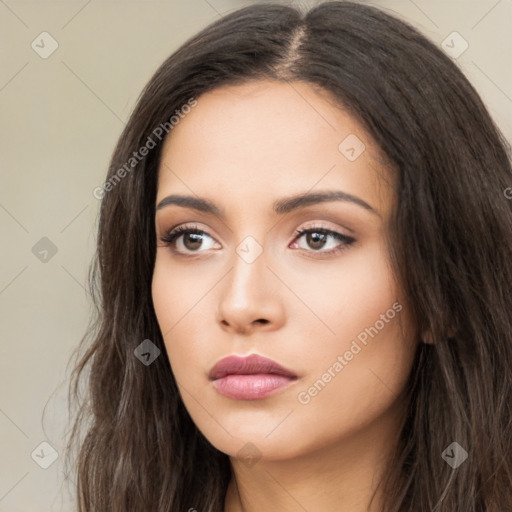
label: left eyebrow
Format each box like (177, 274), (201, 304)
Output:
(155, 190), (380, 218)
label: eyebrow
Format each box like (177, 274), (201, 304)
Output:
(155, 190), (380, 218)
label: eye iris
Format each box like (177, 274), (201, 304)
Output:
(307, 231), (327, 250)
(184, 233), (203, 251)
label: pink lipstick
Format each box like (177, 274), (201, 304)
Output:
(209, 354), (297, 400)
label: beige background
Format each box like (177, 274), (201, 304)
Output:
(0, 0), (511, 510)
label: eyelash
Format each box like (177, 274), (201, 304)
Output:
(159, 223), (356, 258)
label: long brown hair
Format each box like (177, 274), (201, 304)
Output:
(64, 1), (512, 510)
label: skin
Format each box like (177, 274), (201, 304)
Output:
(151, 80), (419, 512)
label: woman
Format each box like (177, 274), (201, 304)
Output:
(65, 2), (512, 511)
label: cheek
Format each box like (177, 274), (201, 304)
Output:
(151, 254), (215, 331)
(298, 236), (400, 343)
(292, 239), (415, 429)
(152, 260), (179, 340)
(151, 258), (206, 378)
(295, 315), (415, 439)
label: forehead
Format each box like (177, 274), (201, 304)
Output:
(156, 80), (394, 218)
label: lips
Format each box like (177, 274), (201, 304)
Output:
(209, 354), (297, 380)
(209, 354), (298, 400)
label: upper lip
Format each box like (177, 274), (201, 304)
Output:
(209, 354), (297, 380)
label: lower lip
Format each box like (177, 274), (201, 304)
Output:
(212, 374), (296, 400)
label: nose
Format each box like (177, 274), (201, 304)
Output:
(216, 245), (285, 335)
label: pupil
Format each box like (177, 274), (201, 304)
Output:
(185, 233), (202, 250)
(308, 232), (326, 250)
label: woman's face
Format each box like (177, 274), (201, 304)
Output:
(152, 80), (418, 461)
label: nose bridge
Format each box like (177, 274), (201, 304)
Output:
(216, 233), (282, 331)
(226, 234), (268, 302)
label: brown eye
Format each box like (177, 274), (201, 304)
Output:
(291, 227), (355, 256)
(305, 231), (328, 250)
(181, 232), (204, 251)
(159, 225), (219, 255)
